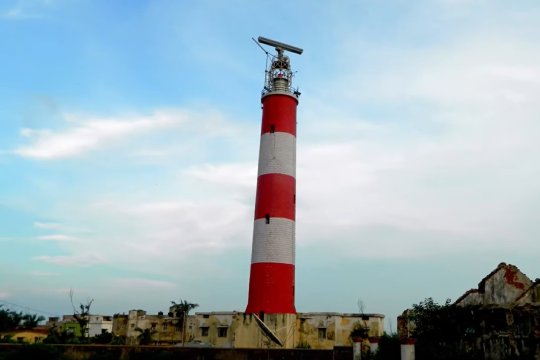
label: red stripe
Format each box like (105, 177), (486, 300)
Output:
(261, 94), (297, 136)
(245, 262), (296, 314)
(254, 174), (295, 221)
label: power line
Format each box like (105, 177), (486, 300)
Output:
(0, 299), (59, 317)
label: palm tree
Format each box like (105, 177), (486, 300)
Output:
(170, 299), (198, 345)
(22, 314), (45, 329)
(135, 327), (155, 345)
(0, 306), (23, 331)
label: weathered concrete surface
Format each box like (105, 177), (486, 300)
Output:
(193, 311), (384, 349)
(456, 263), (534, 307)
(398, 263), (540, 359)
(102, 310), (385, 349)
(400, 343), (415, 360)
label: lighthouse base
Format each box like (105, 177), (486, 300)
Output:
(234, 313), (297, 348)
(245, 262), (296, 314)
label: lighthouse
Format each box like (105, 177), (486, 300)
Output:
(246, 37), (303, 315)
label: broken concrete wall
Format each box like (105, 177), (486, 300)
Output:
(479, 264), (533, 305)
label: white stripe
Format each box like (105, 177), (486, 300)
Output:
(251, 218), (295, 265)
(257, 132), (296, 177)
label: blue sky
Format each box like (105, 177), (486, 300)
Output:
(1, 0), (540, 331)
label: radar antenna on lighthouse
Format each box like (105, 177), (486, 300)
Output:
(246, 37), (303, 315)
(253, 36), (303, 97)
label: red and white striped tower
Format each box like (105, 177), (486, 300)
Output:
(246, 37), (303, 315)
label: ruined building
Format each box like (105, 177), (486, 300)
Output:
(398, 262), (540, 359)
(455, 262), (539, 307)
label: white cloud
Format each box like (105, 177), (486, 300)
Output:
(34, 221), (90, 234)
(14, 109), (187, 159)
(101, 197), (252, 255)
(37, 234), (77, 242)
(0, 0), (62, 20)
(0, 291), (10, 299)
(107, 278), (176, 290)
(342, 36), (540, 108)
(184, 163), (256, 194)
(0, 6), (41, 19)
(30, 271), (59, 277)
(293, 28), (540, 258)
(34, 253), (107, 266)
(16, 8), (540, 278)
(34, 222), (62, 230)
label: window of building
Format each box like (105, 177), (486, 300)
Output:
(175, 323), (181, 332)
(218, 327), (228, 338)
(162, 323), (168, 331)
(203, 314), (210, 318)
(200, 326), (209, 337)
(151, 323), (156, 330)
(318, 328), (327, 340)
(270, 124), (275, 133)
(265, 214), (270, 224)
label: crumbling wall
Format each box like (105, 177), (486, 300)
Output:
(475, 306), (538, 360)
(479, 263), (533, 305)
(516, 281), (540, 306)
(399, 305), (539, 360)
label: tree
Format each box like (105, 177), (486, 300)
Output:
(69, 289), (94, 342)
(135, 327), (155, 346)
(0, 305), (44, 332)
(170, 299), (198, 345)
(374, 333), (401, 360)
(349, 321), (370, 340)
(410, 297), (480, 360)
(22, 313), (45, 329)
(92, 330), (113, 344)
(0, 305), (23, 331)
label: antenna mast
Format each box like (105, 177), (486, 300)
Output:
(257, 36), (303, 97)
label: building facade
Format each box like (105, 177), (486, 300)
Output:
(191, 311), (384, 349)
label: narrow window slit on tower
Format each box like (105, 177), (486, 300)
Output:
(265, 214), (270, 224)
(270, 124), (275, 133)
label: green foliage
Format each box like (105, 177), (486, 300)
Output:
(69, 289), (94, 341)
(0, 305), (45, 333)
(373, 333), (400, 360)
(21, 313), (45, 329)
(0, 306), (24, 331)
(170, 299), (199, 321)
(410, 298), (481, 360)
(110, 334), (126, 345)
(135, 327), (156, 345)
(349, 321), (370, 339)
(92, 330), (113, 344)
(43, 327), (79, 344)
(295, 339), (311, 349)
(0, 335), (15, 344)
(170, 298), (198, 344)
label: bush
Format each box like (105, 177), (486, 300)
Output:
(374, 333), (400, 360)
